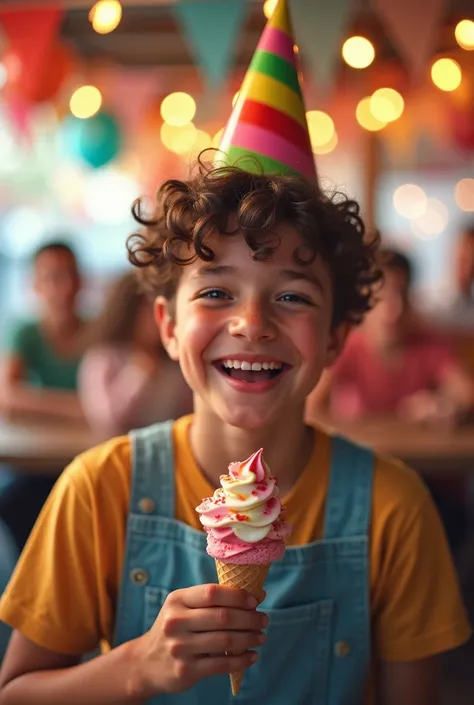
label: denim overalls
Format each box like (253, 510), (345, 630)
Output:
(114, 421), (374, 705)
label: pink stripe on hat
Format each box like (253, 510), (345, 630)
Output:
(230, 122), (315, 179)
(258, 25), (296, 67)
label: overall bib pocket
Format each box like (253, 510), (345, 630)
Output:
(237, 599), (334, 704)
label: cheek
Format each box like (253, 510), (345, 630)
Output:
(177, 309), (221, 361)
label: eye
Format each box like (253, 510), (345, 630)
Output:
(196, 288), (232, 300)
(277, 292), (313, 305)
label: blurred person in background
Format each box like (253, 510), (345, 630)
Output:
(79, 271), (192, 438)
(307, 247), (474, 553)
(0, 241), (86, 421)
(308, 248), (474, 425)
(0, 241), (87, 551)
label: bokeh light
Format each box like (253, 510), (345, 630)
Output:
(306, 111), (335, 149)
(455, 20), (474, 50)
(431, 58), (462, 91)
(455, 178), (474, 211)
(355, 97), (387, 131)
(160, 92), (196, 127)
(342, 36), (375, 69)
(188, 129), (212, 157)
(212, 128), (225, 147)
(393, 184), (428, 219)
(83, 168), (138, 225)
(263, 0), (278, 19)
(69, 85), (102, 119)
(370, 88), (404, 122)
(89, 0), (122, 35)
(411, 198), (449, 239)
(160, 122), (197, 154)
(312, 131), (338, 155)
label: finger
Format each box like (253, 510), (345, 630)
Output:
(194, 651), (259, 679)
(187, 607), (268, 633)
(256, 590), (266, 605)
(180, 584), (258, 610)
(182, 629), (265, 657)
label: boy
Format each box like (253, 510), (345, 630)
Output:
(0, 164), (470, 705)
(0, 1), (470, 702)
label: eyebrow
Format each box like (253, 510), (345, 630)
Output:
(279, 269), (325, 294)
(193, 264), (236, 278)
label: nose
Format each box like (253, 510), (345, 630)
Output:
(228, 299), (277, 342)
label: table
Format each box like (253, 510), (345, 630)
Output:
(1, 414), (474, 477)
(312, 414), (474, 475)
(0, 417), (97, 474)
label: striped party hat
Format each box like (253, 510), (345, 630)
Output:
(218, 0), (316, 180)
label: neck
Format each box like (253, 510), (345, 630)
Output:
(43, 312), (80, 337)
(189, 402), (314, 495)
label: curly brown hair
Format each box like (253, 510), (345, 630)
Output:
(127, 159), (382, 327)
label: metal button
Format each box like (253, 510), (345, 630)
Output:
(130, 568), (149, 586)
(139, 497), (156, 514)
(334, 640), (351, 658)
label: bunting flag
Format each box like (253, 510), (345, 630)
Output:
(107, 69), (161, 138)
(372, 0), (446, 81)
(291, 0), (354, 96)
(172, 0), (247, 89)
(218, 0), (316, 180)
(0, 6), (63, 102)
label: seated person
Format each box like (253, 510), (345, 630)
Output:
(1, 241), (86, 421)
(307, 248), (473, 552)
(0, 241), (87, 550)
(308, 248), (473, 425)
(79, 272), (192, 438)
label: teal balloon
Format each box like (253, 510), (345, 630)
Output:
(62, 112), (122, 169)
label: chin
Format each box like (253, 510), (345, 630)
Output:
(219, 404), (276, 432)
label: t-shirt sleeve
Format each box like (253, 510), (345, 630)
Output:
(372, 460), (471, 661)
(2, 321), (35, 360)
(0, 458), (104, 654)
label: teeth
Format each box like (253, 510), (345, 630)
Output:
(222, 360), (283, 370)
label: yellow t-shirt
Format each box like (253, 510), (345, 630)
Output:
(0, 415), (470, 692)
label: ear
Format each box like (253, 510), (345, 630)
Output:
(154, 296), (179, 361)
(325, 322), (351, 367)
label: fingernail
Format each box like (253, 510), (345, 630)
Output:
(247, 596), (258, 608)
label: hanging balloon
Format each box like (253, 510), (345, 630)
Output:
(451, 105), (474, 154)
(62, 111), (122, 168)
(4, 43), (75, 104)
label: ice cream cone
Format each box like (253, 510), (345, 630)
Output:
(215, 560), (270, 696)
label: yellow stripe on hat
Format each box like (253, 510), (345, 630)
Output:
(270, 0), (292, 39)
(240, 70), (307, 128)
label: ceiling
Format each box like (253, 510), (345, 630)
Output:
(54, 1), (474, 70)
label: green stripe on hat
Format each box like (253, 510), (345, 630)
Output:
(224, 145), (302, 177)
(249, 50), (301, 96)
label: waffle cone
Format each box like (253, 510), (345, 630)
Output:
(215, 560), (270, 696)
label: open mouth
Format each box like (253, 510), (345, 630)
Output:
(215, 359), (287, 383)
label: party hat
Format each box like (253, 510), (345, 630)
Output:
(218, 0), (316, 180)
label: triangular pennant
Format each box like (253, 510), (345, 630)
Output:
(0, 6), (63, 101)
(107, 69), (161, 137)
(218, 0), (317, 180)
(372, 0), (446, 81)
(172, 0), (247, 88)
(291, 0), (354, 97)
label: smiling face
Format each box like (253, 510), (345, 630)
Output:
(156, 224), (347, 431)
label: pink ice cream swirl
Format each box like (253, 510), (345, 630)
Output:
(196, 449), (291, 564)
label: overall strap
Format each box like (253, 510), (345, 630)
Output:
(129, 420), (175, 519)
(323, 435), (374, 539)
